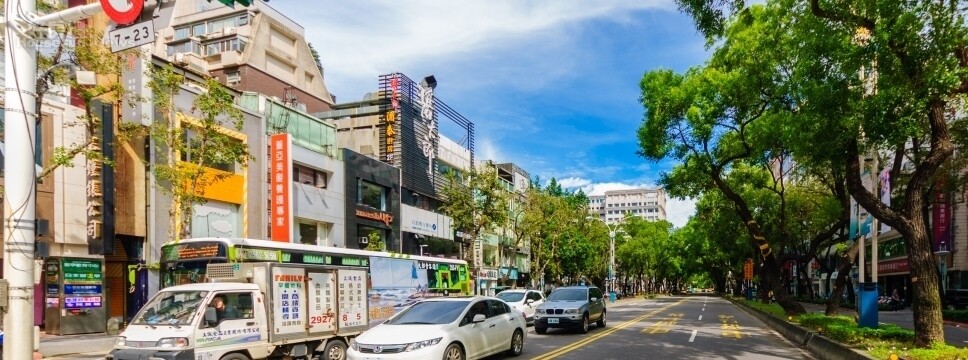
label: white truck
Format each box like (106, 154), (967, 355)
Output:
(107, 262), (369, 360)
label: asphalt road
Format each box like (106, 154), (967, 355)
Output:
(489, 295), (815, 360)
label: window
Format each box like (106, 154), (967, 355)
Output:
(527, 291), (543, 302)
(167, 40), (201, 56)
(205, 292), (254, 327)
(192, 23), (205, 37)
(204, 38), (247, 56)
(358, 179), (387, 210)
(294, 164), (327, 188)
(298, 221), (318, 245)
(488, 300), (510, 316)
(181, 128), (240, 173)
(226, 71), (241, 85)
(174, 27), (189, 40)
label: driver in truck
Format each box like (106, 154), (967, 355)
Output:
(210, 294), (240, 322)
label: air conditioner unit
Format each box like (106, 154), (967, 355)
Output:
(358, 236), (369, 244)
(173, 53), (187, 64)
(224, 27), (237, 35)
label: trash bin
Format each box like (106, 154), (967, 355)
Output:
(609, 291), (617, 303)
(106, 317), (121, 335)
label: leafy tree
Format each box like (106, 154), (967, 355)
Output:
(673, 0), (968, 345)
(439, 162), (511, 281)
(141, 65), (253, 241)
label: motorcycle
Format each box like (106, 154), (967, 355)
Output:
(878, 296), (904, 311)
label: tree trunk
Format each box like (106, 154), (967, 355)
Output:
(826, 241), (859, 316)
(903, 223), (944, 346)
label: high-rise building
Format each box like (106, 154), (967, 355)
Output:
(588, 188), (667, 224)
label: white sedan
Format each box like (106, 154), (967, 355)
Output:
(348, 296), (526, 360)
(495, 289), (545, 325)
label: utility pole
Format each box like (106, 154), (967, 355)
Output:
(2, 2), (104, 359)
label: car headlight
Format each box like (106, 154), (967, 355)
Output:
(156, 337), (189, 348)
(565, 309), (579, 314)
(350, 339), (360, 351)
(404, 337), (442, 352)
(114, 336), (126, 347)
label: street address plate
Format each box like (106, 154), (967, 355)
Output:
(109, 20), (155, 53)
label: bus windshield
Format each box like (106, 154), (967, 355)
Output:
(162, 260), (214, 288)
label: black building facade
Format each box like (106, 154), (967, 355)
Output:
(343, 148), (401, 251)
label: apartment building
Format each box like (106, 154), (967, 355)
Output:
(154, 0), (334, 113)
(588, 188), (667, 224)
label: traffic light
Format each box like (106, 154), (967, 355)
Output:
(210, 0), (252, 8)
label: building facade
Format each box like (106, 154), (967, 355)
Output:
(588, 188), (668, 224)
(343, 149), (401, 251)
(321, 73), (474, 259)
(153, 0), (335, 113)
(239, 93), (346, 247)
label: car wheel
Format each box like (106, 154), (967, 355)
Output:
(322, 339), (347, 360)
(947, 304), (958, 311)
(535, 326), (547, 334)
(597, 310), (606, 328)
(220, 354), (251, 360)
(578, 314), (589, 334)
(507, 329), (524, 356)
(442, 343), (464, 360)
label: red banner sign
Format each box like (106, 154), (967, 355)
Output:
(877, 258), (910, 274)
(743, 259), (754, 280)
(269, 133), (292, 242)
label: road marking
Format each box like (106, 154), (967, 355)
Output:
(530, 299), (685, 360)
(698, 315), (702, 321)
(644, 313), (683, 334)
(689, 329), (698, 342)
(719, 315), (742, 339)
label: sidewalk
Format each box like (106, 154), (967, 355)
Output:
(39, 332), (116, 359)
(798, 301), (968, 347)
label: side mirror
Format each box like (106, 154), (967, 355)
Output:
(590, 297), (598, 302)
(472, 314), (486, 323)
(525, 299), (534, 305)
(205, 307), (218, 326)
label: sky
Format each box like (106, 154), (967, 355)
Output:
(270, 1), (708, 227)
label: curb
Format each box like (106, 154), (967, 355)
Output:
(730, 299), (875, 360)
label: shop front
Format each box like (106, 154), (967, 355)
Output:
(877, 257), (911, 305)
(343, 149), (401, 251)
(478, 268), (500, 296)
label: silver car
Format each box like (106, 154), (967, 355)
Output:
(533, 286), (606, 334)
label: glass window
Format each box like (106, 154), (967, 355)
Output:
(548, 288), (586, 301)
(386, 300), (469, 325)
(294, 164), (327, 188)
(205, 292), (255, 326)
(298, 221), (317, 245)
(358, 179), (387, 210)
(489, 300), (509, 316)
(528, 291), (543, 301)
(133, 290), (209, 325)
(496, 291), (524, 303)
(237, 14), (249, 26)
(192, 23), (205, 37)
(174, 27), (189, 40)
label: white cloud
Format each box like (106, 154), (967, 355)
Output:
(556, 177), (592, 189)
(276, 0), (676, 99)
(477, 137), (507, 164)
(665, 197), (696, 228)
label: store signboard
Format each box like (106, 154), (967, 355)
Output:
(63, 259), (102, 285)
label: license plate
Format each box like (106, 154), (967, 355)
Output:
(548, 318), (559, 324)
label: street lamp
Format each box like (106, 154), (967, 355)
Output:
(936, 242), (951, 294)
(419, 244), (429, 257)
(588, 216), (619, 295)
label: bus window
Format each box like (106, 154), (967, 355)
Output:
(161, 260), (212, 287)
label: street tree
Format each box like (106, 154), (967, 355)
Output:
(439, 162), (511, 278)
(140, 65), (252, 241)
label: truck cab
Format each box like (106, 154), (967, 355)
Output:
(108, 262), (368, 360)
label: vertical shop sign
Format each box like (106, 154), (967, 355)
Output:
(384, 76), (400, 163)
(933, 178), (951, 252)
(270, 133), (293, 242)
(62, 259), (103, 309)
(419, 81), (437, 176)
(87, 141), (103, 247)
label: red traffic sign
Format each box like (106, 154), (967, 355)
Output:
(100, 0), (144, 25)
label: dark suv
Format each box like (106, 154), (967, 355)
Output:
(533, 286), (606, 334)
(944, 289), (968, 310)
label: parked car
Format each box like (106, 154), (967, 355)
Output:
(348, 296), (526, 360)
(534, 285), (607, 334)
(944, 289), (968, 310)
(496, 289), (546, 325)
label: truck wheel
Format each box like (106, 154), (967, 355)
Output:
(219, 354), (250, 360)
(322, 340), (347, 360)
(442, 343), (464, 360)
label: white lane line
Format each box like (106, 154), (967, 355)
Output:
(689, 329), (698, 342)
(698, 315), (702, 321)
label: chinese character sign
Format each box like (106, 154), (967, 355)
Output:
(272, 267), (306, 334)
(338, 269), (367, 328)
(269, 133), (293, 242)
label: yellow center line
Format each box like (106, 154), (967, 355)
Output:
(531, 299), (685, 360)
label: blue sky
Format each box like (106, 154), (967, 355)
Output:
(271, 1), (708, 226)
